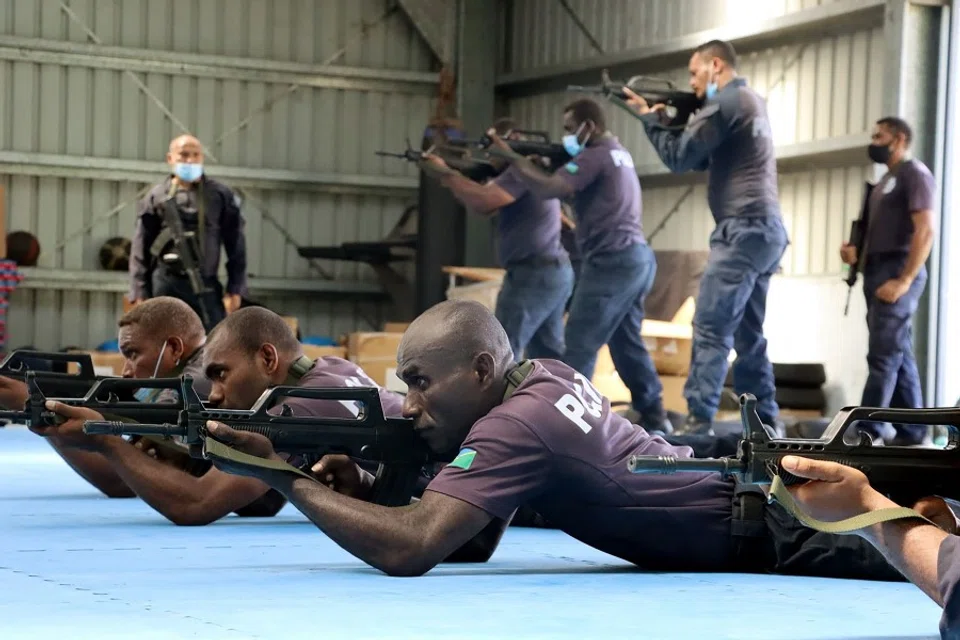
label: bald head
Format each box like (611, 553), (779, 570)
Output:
(119, 297), (205, 344)
(400, 299), (514, 371)
(167, 135), (204, 182)
(207, 307), (301, 361)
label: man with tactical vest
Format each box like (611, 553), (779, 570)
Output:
(35, 307), (404, 526)
(129, 134), (248, 332)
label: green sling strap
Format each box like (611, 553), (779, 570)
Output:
(767, 474), (940, 535)
(205, 359), (538, 481)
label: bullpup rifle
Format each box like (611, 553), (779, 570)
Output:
(568, 69), (703, 128)
(83, 375), (445, 507)
(628, 393), (960, 532)
(157, 196), (217, 329)
(0, 350), (136, 411)
(0, 373), (184, 427)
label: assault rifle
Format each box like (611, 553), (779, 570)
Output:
(568, 69), (703, 128)
(843, 182), (875, 316)
(0, 373), (183, 427)
(83, 375), (444, 507)
(627, 393), (960, 508)
(443, 131), (572, 173)
(157, 196), (217, 329)
(375, 138), (498, 182)
(0, 350), (136, 410)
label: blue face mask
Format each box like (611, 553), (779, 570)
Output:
(705, 81), (718, 100)
(174, 162), (203, 182)
(562, 123), (588, 157)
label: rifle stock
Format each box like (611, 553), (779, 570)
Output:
(627, 393), (960, 507)
(83, 375), (447, 506)
(568, 69), (703, 128)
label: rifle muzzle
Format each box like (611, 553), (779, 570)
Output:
(83, 421), (186, 438)
(627, 455), (738, 476)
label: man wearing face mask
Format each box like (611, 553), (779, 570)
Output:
(623, 39), (789, 437)
(423, 118), (574, 363)
(21, 297), (211, 498)
(32, 306), (405, 526)
(129, 134), (247, 331)
(840, 117), (936, 446)
(482, 99), (669, 435)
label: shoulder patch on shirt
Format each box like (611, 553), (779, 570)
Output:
(449, 448), (476, 470)
(883, 177), (897, 194)
(564, 162), (579, 174)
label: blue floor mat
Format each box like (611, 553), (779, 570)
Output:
(0, 427), (942, 639)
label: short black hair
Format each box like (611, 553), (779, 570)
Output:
(694, 39), (739, 70)
(207, 306), (301, 359)
(118, 296), (205, 343)
(562, 98), (606, 132)
(876, 116), (913, 147)
(492, 117), (516, 136)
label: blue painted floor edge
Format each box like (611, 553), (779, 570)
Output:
(0, 427), (942, 639)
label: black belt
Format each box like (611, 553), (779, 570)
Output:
(505, 255), (569, 269)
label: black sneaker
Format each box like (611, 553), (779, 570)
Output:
(642, 416), (674, 438)
(674, 414), (714, 436)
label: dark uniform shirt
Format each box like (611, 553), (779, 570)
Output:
(491, 166), (567, 267)
(864, 159), (936, 257)
(426, 359), (737, 572)
(274, 356), (404, 418)
(940, 535), (960, 638)
(555, 136), (646, 258)
(129, 175), (247, 301)
(642, 77), (781, 223)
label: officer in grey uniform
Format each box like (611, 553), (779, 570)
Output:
(625, 39), (789, 436)
(840, 117), (936, 446)
(129, 134), (248, 331)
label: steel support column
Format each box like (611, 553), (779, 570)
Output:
(456, 0), (499, 268)
(881, 0), (949, 404)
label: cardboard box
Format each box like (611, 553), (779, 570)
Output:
(383, 322), (410, 334)
(640, 319), (693, 377)
(591, 350), (687, 414)
(346, 332), (405, 387)
(282, 316), (299, 336)
(302, 345), (347, 360)
(67, 351), (126, 377)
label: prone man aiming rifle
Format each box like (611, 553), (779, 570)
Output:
(82, 375), (450, 507)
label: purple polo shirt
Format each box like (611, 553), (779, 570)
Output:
(426, 359), (736, 571)
(274, 357), (404, 418)
(939, 535), (960, 637)
(556, 136), (645, 257)
(865, 159), (936, 257)
(491, 166), (567, 267)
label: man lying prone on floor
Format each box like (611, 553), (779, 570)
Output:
(203, 299), (944, 580)
(30, 307), (405, 525)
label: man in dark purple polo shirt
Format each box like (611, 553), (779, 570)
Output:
(33, 307), (404, 526)
(479, 98), (668, 435)
(840, 117), (936, 446)
(777, 456), (960, 638)
(424, 118), (574, 362)
(203, 299), (903, 581)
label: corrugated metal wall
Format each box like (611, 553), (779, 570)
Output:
(499, 0), (881, 407)
(0, 0), (437, 349)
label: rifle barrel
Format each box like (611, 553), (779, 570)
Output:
(627, 455), (738, 476)
(83, 421), (185, 438)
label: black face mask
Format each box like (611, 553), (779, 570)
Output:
(867, 143), (891, 164)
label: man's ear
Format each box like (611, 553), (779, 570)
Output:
(259, 343), (281, 375)
(167, 336), (186, 362)
(474, 352), (497, 387)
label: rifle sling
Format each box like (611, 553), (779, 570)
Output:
(767, 474), (939, 534)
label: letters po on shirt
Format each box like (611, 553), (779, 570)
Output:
(426, 360), (737, 572)
(555, 137), (645, 257)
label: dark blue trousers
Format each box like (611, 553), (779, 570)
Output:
(151, 268), (226, 332)
(858, 255), (927, 441)
(563, 242), (665, 422)
(685, 216), (788, 423)
(495, 259), (575, 361)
